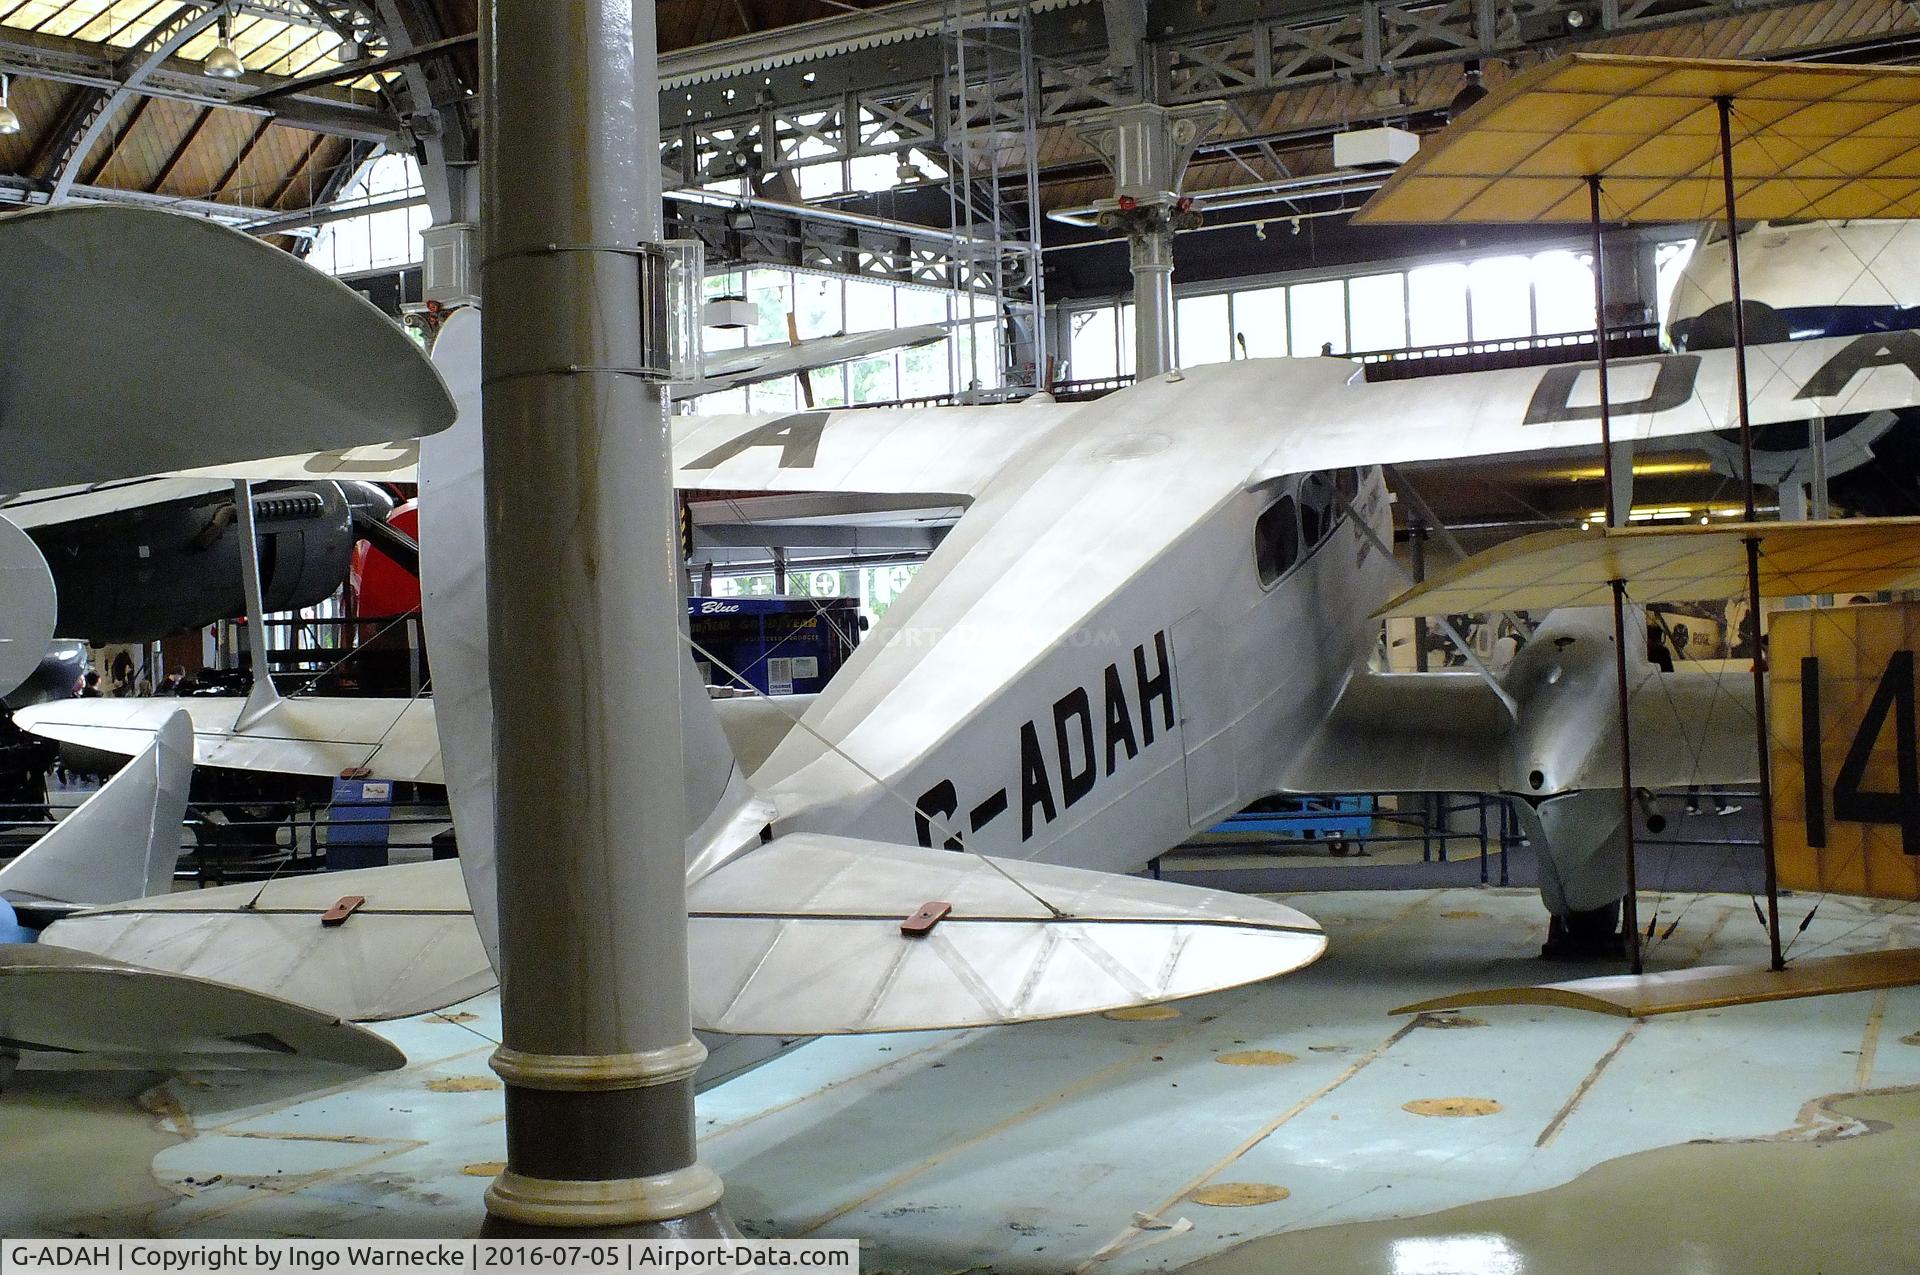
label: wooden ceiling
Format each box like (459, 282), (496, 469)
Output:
(2, 0), (1916, 245)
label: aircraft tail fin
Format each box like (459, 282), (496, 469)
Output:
(417, 307), (759, 976)
(0, 709), (192, 909)
(685, 833), (1326, 1035)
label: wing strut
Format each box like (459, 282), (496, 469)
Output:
(232, 479), (284, 731)
(1385, 465), (1532, 640)
(1338, 488), (1518, 722)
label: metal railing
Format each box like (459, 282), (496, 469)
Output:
(1048, 323), (1670, 400)
(0, 799), (454, 888)
(1160, 791), (1517, 887)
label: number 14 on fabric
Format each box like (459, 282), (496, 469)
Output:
(1772, 601), (1920, 901)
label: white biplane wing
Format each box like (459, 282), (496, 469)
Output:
(0, 205), (455, 496)
(1251, 329), (1920, 482)
(696, 323), (951, 395)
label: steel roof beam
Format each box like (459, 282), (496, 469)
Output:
(45, 3), (223, 202)
(0, 24), (398, 143)
(0, 171), (274, 220)
(662, 0), (1850, 180)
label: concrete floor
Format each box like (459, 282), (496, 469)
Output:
(4, 883), (1918, 1273)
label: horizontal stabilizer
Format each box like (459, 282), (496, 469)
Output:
(685, 834), (1325, 1035)
(15, 695), (445, 785)
(1392, 947), (1920, 1018)
(1376, 518), (1920, 618)
(0, 942), (404, 1072)
(44, 839), (1327, 1037)
(0, 710), (191, 909)
(1, 205), (454, 495)
(40, 861), (492, 1023)
(13, 693), (805, 792)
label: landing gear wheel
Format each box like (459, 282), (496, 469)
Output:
(1541, 899), (1626, 960)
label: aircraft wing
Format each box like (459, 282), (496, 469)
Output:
(143, 398), (1074, 500)
(44, 841), (1324, 1038)
(1283, 671), (1512, 794)
(0, 205), (454, 495)
(168, 442), (425, 485)
(11, 693), (809, 793)
(672, 399), (1082, 498)
(696, 324), (950, 396)
(1376, 519), (1920, 618)
(1285, 663), (1758, 796)
(1250, 330), (1920, 482)
(0, 711), (191, 911)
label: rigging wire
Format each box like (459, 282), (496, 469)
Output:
(682, 631), (1072, 920)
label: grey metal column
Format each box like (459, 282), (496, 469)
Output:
(480, 0), (727, 1235)
(1076, 102), (1227, 379)
(1130, 227), (1176, 379)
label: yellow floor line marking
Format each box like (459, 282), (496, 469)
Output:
(1074, 1018), (1421, 1272)
(1536, 1019), (1644, 1150)
(1857, 986), (1891, 1089)
(796, 1017), (1217, 1236)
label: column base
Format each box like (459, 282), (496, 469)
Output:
(480, 1199), (739, 1239)
(483, 1161), (726, 1233)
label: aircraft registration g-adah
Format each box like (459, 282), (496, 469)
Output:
(23, 268), (1920, 1046)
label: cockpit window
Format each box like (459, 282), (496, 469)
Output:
(1255, 495), (1299, 586)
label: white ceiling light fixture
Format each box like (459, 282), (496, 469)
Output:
(204, 12), (245, 80)
(0, 75), (21, 137)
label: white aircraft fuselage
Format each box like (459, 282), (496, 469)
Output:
(690, 359), (1402, 883)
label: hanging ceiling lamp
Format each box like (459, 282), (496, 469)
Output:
(0, 75), (21, 136)
(204, 12), (245, 80)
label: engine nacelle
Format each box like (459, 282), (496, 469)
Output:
(1498, 607), (1640, 797)
(28, 482), (361, 644)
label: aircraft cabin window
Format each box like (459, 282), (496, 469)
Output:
(1299, 473), (1334, 546)
(1255, 495), (1300, 586)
